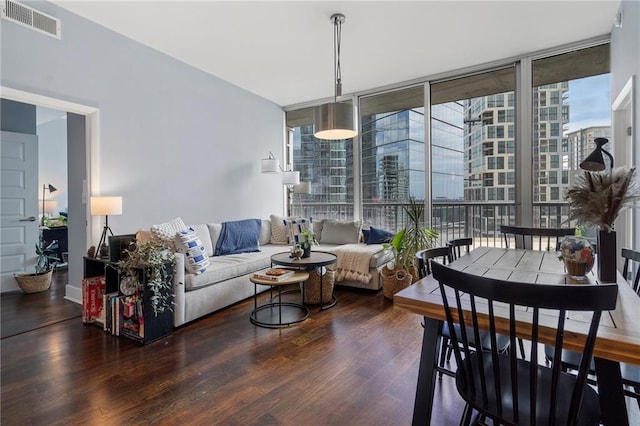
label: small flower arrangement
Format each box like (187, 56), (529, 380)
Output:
(558, 236), (595, 279)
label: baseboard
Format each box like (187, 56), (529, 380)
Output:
(64, 284), (82, 304)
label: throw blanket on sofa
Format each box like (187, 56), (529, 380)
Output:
(214, 219), (262, 256)
(331, 244), (379, 284)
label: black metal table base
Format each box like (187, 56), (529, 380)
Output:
(250, 302), (309, 329)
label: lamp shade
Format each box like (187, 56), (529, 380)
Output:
(261, 157), (280, 173)
(579, 137), (614, 172)
(293, 181), (311, 194)
(39, 199), (58, 215)
(314, 102), (357, 140)
(90, 196), (123, 216)
(281, 171), (300, 186)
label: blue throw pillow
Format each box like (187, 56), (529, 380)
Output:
(362, 228), (370, 242)
(366, 227), (394, 244)
(214, 219), (262, 256)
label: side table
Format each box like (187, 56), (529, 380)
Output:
(271, 251), (338, 311)
(249, 270), (310, 328)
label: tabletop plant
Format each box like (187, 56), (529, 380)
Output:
(116, 239), (176, 316)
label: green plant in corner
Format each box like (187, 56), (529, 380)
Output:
(383, 197), (439, 279)
(116, 239), (176, 316)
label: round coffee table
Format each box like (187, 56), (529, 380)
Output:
(271, 251), (338, 311)
(249, 270), (310, 328)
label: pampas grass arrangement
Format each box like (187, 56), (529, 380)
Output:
(566, 167), (640, 232)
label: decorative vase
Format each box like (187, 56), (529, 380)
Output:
(302, 245), (311, 258)
(597, 230), (617, 283)
(559, 236), (594, 280)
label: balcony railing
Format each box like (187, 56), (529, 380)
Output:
(292, 201), (572, 248)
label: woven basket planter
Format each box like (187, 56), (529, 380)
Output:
(381, 267), (413, 300)
(14, 270), (53, 293)
(303, 269), (335, 305)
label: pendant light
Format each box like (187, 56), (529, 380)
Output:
(313, 13), (357, 140)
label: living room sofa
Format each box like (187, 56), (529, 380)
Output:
(140, 215), (393, 327)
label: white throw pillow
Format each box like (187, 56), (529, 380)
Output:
(270, 214), (290, 245)
(175, 227), (210, 274)
(259, 219), (271, 246)
(319, 220), (362, 245)
(150, 217), (187, 250)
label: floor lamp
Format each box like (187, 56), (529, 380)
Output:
(90, 196), (122, 258)
(41, 184), (57, 226)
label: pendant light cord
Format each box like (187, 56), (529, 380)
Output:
(333, 15), (342, 101)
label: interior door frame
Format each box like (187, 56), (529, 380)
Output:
(611, 75), (636, 267)
(1, 86), (99, 304)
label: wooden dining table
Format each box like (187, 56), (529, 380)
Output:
(394, 246), (640, 426)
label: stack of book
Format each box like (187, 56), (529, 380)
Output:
(253, 268), (296, 281)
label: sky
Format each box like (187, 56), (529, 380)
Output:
(566, 74), (611, 133)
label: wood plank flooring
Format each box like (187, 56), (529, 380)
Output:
(1, 282), (467, 425)
(2, 278), (639, 425)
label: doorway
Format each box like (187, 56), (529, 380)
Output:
(1, 86), (98, 303)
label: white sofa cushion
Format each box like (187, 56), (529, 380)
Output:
(259, 219), (271, 246)
(184, 245), (286, 290)
(207, 223), (223, 250)
(319, 220), (362, 245)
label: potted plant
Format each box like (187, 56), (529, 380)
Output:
(382, 197), (439, 299)
(116, 240), (176, 316)
(14, 242), (59, 293)
(300, 228), (317, 258)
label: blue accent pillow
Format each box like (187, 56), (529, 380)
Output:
(214, 219), (262, 256)
(366, 227), (394, 244)
(362, 228), (370, 242)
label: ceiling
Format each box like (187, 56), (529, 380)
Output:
(52, 1), (621, 108)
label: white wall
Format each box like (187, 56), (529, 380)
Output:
(37, 111), (68, 214)
(1, 2), (285, 297)
(611, 0), (640, 250)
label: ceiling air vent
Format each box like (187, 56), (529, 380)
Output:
(1, 0), (60, 39)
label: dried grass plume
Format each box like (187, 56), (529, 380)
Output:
(566, 167), (639, 232)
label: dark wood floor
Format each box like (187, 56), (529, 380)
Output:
(1, 279), (467, 425)
(1, 268), (81, 339)
(2, 275), (639, 425)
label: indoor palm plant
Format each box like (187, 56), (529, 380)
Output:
(382, 197), (439, 299)
(116, 239), (176, 316)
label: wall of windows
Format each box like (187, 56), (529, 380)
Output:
(285, 39), (611, 245)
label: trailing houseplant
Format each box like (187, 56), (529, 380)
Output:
(116, 239), (176, 316)
(382, 197), (439, 298)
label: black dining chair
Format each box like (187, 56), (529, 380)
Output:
(417, 247), (509, 379)
(431, 261), (618, 426)
(622, 248), (640, 295)
(500, 225), (575, 251)
(416, 246), (451, 279)
(447, 237), (473, 261)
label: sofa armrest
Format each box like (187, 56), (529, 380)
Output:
(173, 252), (186, 327)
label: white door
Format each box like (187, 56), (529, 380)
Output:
(0, 131), (39, 292)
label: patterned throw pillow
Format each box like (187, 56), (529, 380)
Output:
(175, 227), (210, 274)
(270, 214), (290, 245)
(150, 217), (187, 244)
(285, 217), (313, 245)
